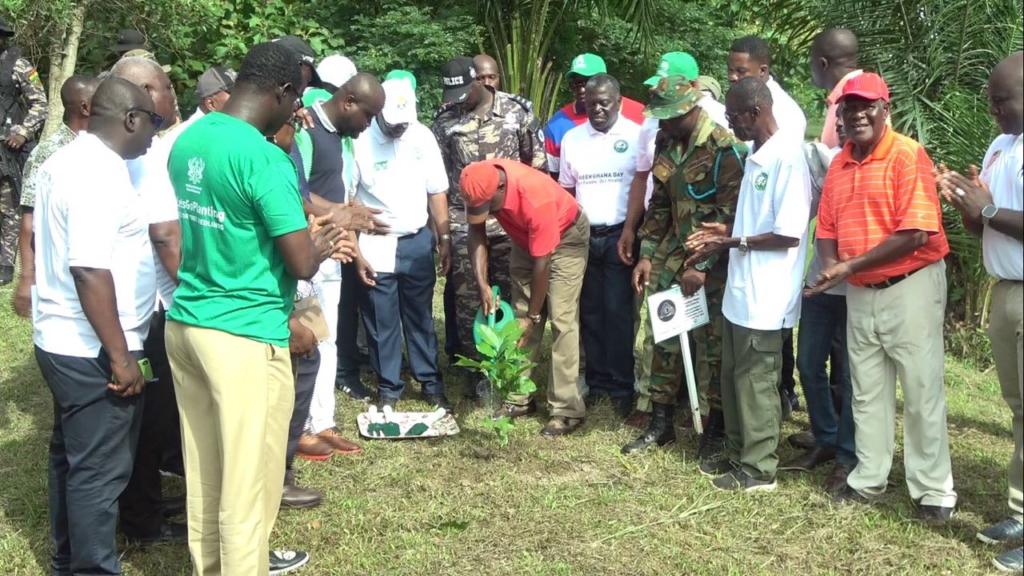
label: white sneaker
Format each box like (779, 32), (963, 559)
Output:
(269, 550), (310, 575)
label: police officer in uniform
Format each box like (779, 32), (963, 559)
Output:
(0, 18), (48, 284)
(622, 75), (745, 464)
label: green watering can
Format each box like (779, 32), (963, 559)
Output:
(472, 285), (515, 346)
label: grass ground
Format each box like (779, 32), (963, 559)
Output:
(0, 279), (1016, 576)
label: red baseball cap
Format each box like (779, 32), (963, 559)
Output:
(838, 72), (890, 103)
(459, 162), (501, 223)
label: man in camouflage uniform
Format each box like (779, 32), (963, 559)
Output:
(431, 56), (546, 395)
(621, 76), (745, 463)
(0, 18), (47, 285)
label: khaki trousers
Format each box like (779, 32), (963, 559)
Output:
(166, 321), (294, 576)
(508, 212), (589, 418)
(845, 261), (957, 508)
(989, 280), (1024, 523)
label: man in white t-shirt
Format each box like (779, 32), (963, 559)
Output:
(686, 78), (811, 492)
(111, 56), (188, 546)
(33, 77), (158, 576)
(939, 52), (1024, 573)
(559, 74), (645, 414)
(352, 79), (453, 412)
(727, 35), (807, 139)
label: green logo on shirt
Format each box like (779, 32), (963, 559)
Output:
(754, 171), (768, 191)
(614, 140), (629, 153)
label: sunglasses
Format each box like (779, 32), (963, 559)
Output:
(128, 107), (164, 129)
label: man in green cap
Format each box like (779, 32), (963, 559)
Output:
(621, 75), (746, 466)
(385, 69), (417, 92)
(544, 53), (646, 180)
(618, 51), (728, 428)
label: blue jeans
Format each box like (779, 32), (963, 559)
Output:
(797, 292), (856, 466)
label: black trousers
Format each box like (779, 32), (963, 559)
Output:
(580, 225), (635, 400)
(336, 262), (362, 386)
(781, 328), (796, 396)
(119, 310), (182, 539)
(360, 227), (444, 399)
(37, 346), (143, 576)
(287, 349), (321, 470)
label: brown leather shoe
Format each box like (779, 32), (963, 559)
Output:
(317, 427), (363, 455)
(826, 463), (855, 495)
(779, 446), (836, 472)
(296, 433), (333, 461)
(540, 416), (583, 437)
(788, 431), (815, 451)
(624, 410), (650, 429)
(491, 401), (537, 421)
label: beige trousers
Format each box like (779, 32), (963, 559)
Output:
(989, 280), (1024, 523)
(508, 212), (589, 418)
(166, 321), (294, 576)
(845, 261), (957, 508)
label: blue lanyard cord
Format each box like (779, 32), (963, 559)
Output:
(685, 145), (742, 201)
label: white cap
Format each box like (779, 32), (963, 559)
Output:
(381, 79), (417, 125)
(316, 54), (357, 88)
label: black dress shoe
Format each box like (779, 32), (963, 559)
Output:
(491, 400), (537, 421)
(126, 521), (188, 547)
(162, 494), (186, 518)
(826, 463), (855, 495)
(832, 485), (869, 506)
(281, 471), (322, 509)
(918, 504), (955, 523)
(377, 397), (398, 411)
(540, 416), (583, 437)
(420, 392), (454, 413)
(787, 431), (815, 451)
(778, 446), (836, 472)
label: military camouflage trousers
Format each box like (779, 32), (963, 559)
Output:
(647, 276), (725, 413)
(450, 230), (512, 360)
(0, 179), (19, 268)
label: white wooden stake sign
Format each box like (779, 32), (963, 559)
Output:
(647, 285), (711, 435)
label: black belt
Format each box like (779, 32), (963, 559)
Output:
(863, 265), (925, 289)
(590, 222), (624, 237)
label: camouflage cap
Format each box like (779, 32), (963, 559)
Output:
(120, 49), (172, 73)
(643, 74), (704, 120)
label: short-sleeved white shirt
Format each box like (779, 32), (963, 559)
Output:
(559, 117), (647, 226)
(352, 119), (448, 237)
(722, 129), (812, 330)
(127, 133), (179, 309)
(981, 133), (1023, 281)
(33, 133), (157, 356)
(767, 77), (807, 140)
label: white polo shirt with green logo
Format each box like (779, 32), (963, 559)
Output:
(558, 116), (647, 226)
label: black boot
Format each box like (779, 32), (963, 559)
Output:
(621, 403), (676, 454)
(698, 409), (725, 462)
(281, 470), (322, 509)
(0, 265), (13, 285)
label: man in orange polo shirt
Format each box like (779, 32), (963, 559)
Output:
(461, 159), (590, 436)
(807, 73), (956, 520)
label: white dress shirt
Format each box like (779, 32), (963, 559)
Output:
(127, 134), (179, 309)
(33, 133), (156, 356)
(722, 129), (812, 330)
(559, 116), (646, 226)
(767, 77), (808, 140)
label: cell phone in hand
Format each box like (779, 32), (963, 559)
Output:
(138, 358), (154, 381)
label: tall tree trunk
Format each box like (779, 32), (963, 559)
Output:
(40, 0), (88, 139)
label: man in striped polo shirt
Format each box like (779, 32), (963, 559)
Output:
(807, 73), (956, 520)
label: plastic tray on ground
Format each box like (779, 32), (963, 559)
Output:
(356, 410), (460, 439)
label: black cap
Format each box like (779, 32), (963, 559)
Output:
(114, 29), (147, 53)
(272, 35), (321, 87)
(441, 57), (476, 104)
(0, 19), (14, 37)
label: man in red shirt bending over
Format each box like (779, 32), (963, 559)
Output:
(461, 160), (590, 437)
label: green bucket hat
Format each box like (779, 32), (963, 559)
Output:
(643, 75), (704, 120)
(565, 53), (607, 78)
(644, 52), (699, 86)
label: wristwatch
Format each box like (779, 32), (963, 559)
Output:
(527, 313), (542, 324)
(981, 204), (999, 226)
(439, 233), (452, 242)
(738, 236), (749, 255)
(695, 259), (711, 272)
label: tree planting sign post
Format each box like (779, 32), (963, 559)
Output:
(647, 285), (710, 435)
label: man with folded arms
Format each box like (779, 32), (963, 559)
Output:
(807, 73), (957, 521)
(460, 159), (589, 436)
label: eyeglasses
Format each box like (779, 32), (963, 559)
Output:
(724, 109), (753, 124)
(128, 107), (164, 129)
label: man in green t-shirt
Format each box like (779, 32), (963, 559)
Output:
(165, 41), (348, 576)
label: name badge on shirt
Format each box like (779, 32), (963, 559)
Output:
(374, 160), (389, 171)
